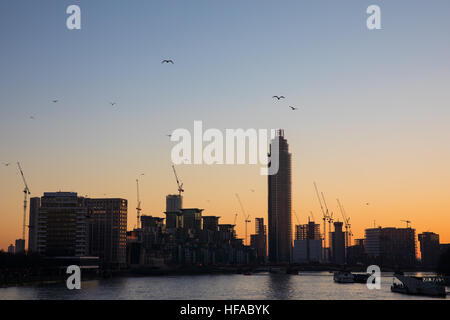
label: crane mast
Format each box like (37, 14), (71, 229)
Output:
(314, 182), (328, 259)
(172, 165), (184, 197)
(136, 179), (142, 229)
(17, 162), (30, 241)
(235, 194), (251, 246)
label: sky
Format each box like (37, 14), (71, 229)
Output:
(1, 0), (450, 251)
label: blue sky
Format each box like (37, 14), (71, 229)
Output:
(1, 1), (450, 249)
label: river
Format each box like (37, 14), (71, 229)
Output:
(0, 272), (447, 300)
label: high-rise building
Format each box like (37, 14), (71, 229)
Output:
(86, 198), (128, 267)
(28, 197), (40, 252)
(37, 192), (89, 257)
(330, 222), (346, 265)
(268, 130), (292, 263)
(365, 227), (416, 267)
(418, 232), (440, 269)
(7, 244), (15, 254)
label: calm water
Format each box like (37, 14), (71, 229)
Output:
(0, 272), (448, 300)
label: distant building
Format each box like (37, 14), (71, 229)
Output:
(441, 243), (450, 255)
(37, 192), (89, 257)
(86, 198), (128, 267)
(250, 218), (267, 263)
(295, 221), (321, 241)
(330, 222), (345, 265)
(365, 227), (416, 267)
(346, 239), (366, 265)
(7, 244), (14, 254)
(165, 194), (183, 229)
(293, 239), (322, 263)
(418, 232), (440, 269)
(28, 197), (41, 252)
(268, 130), (292, 263)
(15, 239), (25, 254)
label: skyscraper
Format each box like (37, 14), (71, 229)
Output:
(268, 130), (292, 263)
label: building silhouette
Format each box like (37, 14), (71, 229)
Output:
(418, 232), (440, 269)
(250, 218), (267, 263)
(28, 197), (40, 252)
(36, 192), (89, 257)
(87, 198), (128, 268)
(293, 220), (322, 263)
(365, 227), (416, 267)
(268, 130), (292, 263)
(330, 222), (346, 265)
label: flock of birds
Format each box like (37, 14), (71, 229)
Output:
(27, 58), (301, 121)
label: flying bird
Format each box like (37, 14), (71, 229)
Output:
(162, 60), (174, 64)
(166, 134), (172, 138)
(2, 162), (10, 167)
(29, 116), (35, 120)
(52, 99), (58, 103)
(110, 102), (117, 107)
(289, 106), (299, 111)
(272, 96), (285, 100)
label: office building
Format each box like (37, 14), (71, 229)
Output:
(87, 198), (128, 267)
(37, 192), (89, 257)
(365, 227), (416, 267)
(268, 129), (292, 263)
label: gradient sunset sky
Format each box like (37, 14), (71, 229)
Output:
(1, 0), (450, 251)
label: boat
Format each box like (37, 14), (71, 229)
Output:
(391, 274), (447, 298)
(333, 271), (355, 283)
(353, 273), (370, 283)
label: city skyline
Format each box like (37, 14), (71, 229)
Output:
(2, 0), (450, 251)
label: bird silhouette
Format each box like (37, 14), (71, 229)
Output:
(52, 99), (58, 103)
(166, 134), (172, 138)
(273, 96), (285, 100)
(289, 106), (299, 111)
(162, 60), (174, 64)
(110, 102), (117, 107)
(2, 162), (10, 167)
(29, 116), (35, 120)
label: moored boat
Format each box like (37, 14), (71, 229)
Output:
(391, 274), (447, 298)
(333, 271), (354, 283)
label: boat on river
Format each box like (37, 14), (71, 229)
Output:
(391, 273), (447, 298)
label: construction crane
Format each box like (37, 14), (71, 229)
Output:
(314, 182), (328, 255)
(235, 193), (251, 246)
(401, 220), (411, 228)
(136, 178), (142, 229)
(17, 162), (30, 241)
(321, 191), (334, 241)
(309, 211), (315, 222)
(233, 213), (238, 226)
(337, 199), (353, 247)
(172, 165), (184, 196)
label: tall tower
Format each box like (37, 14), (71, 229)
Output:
(268, 130), (292, 263)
